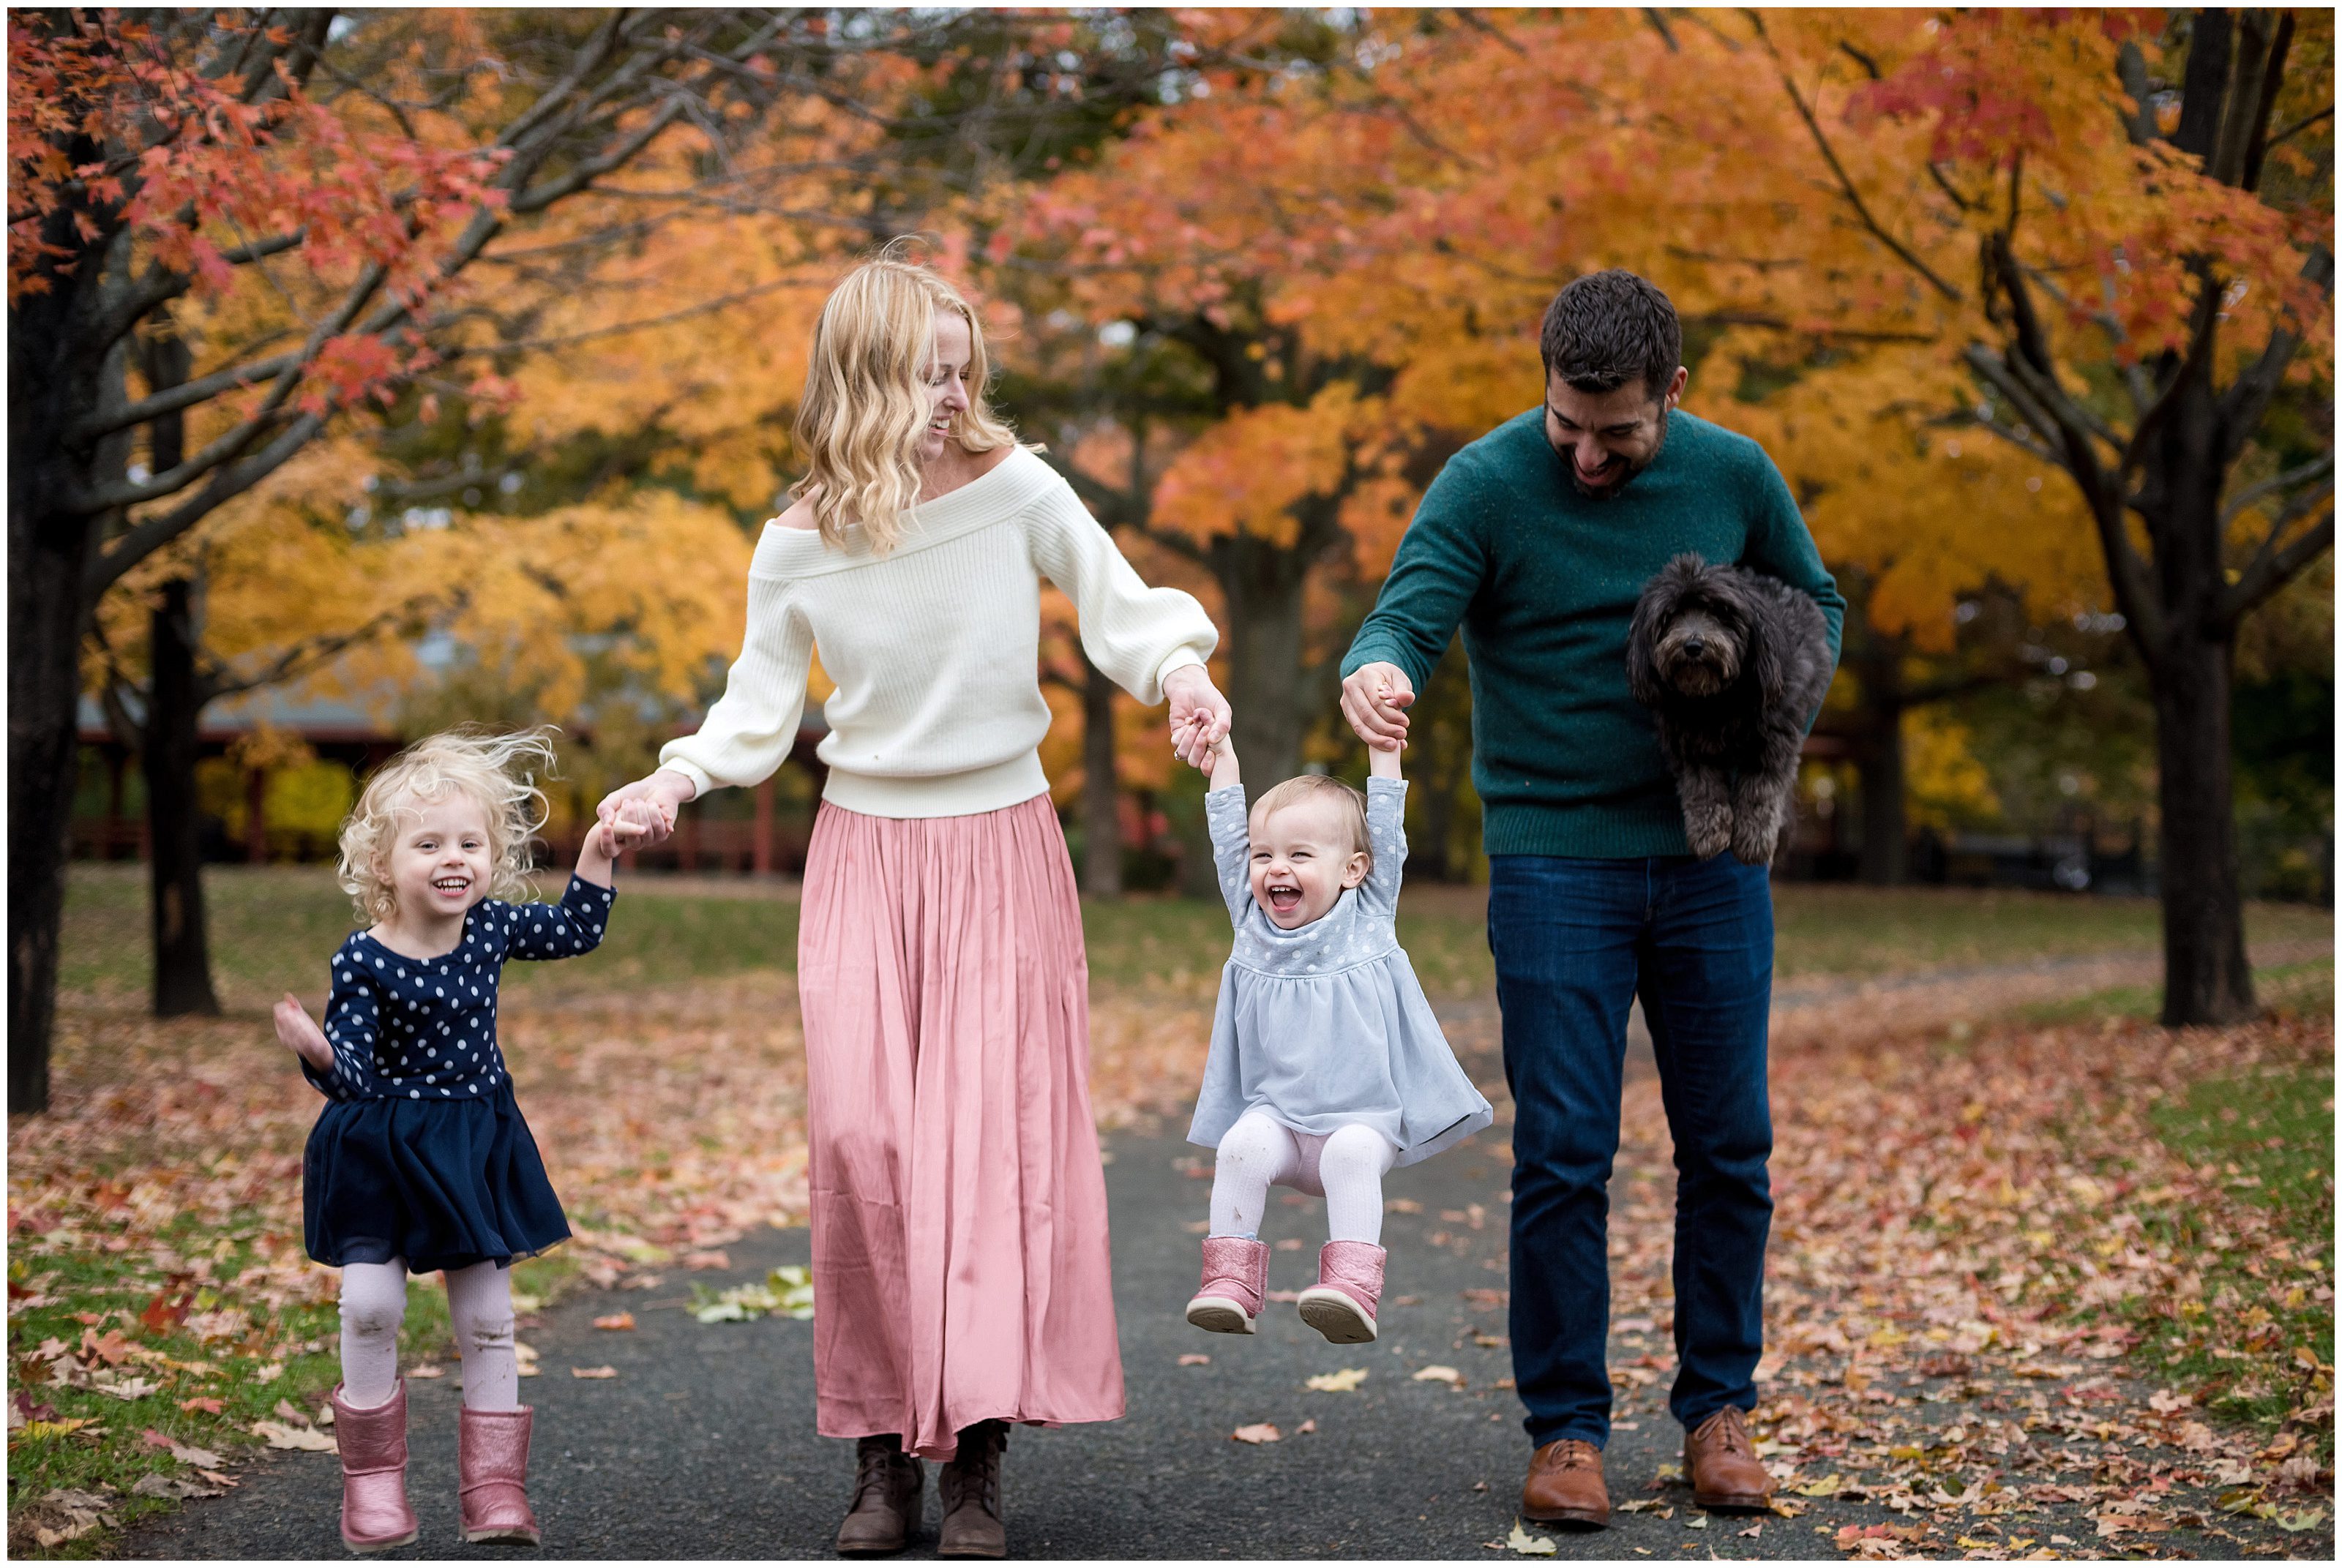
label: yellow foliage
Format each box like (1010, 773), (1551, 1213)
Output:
(1903, 710), (2000, 830)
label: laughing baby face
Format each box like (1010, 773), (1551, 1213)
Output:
(1247, 792), (1371, 931)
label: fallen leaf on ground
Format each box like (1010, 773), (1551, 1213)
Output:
(570, 1365), (618, 1379)
(591, 1312), (636, 1331)
(682, 1250), (733, 1270)
(1230, 1422), (1281, 1444)
(132, 1471), (225, 1499)
(1306, 1368), (1369, 1392)
(1178, 1354), (1210, 1366)
(1505, 1519), (1557, 1556)
(251, 1420), (335, 1452)
(1412, 1364), (1462, 1384)
(1296, 1419), (1317, 1434)
(514, 1343), (540, 1377)
(690, 1266), (815, 1323)
(1264, 1289), (1302, 1303)
(406, 1364), (444, 1379)
(177, 1397), (224, 1415)
(141, 1428), (224, 1468)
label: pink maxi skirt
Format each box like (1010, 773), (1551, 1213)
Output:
(796, 792), (1125, 1461)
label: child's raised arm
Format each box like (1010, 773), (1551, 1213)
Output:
(1368, 732), (1403, 781)
(571, 798), (661, 888)
(1199, 735), (1254, 926)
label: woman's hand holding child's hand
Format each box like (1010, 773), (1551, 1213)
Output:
(594, 798), (663, 859)
(274, 992), (334, 1073)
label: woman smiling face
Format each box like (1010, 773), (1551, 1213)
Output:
(919, 308), (976, 466)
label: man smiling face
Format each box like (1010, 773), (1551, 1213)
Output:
(1538, 269), (1691, 500)
(1544, 366), (1688, 499)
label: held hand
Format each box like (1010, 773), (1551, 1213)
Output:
(1339, 661), (1415, 753)
(595, 773), (690, 849)
(1163, 664), (1232, 770)
(597, 798), (662, 858)
(273, 992), (334, 1073)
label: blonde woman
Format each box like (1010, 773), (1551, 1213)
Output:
(598, 252), (1229, 1558)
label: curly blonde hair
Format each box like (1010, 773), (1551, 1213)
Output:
(1249, 774), (1373, 877)
(337, 727), (558, 926)
(791, 241), (1019, 552)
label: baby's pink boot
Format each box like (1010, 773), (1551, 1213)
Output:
(1185, 1236), (1271, 1334)
(1298, 1240), (1386, 1344)
(458, 1405), (542, 1545)
(329, 1380), (419, 1553)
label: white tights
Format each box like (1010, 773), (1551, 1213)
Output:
(1209, 1111), (1399, 1247)
(340, 1258), (518, 1412)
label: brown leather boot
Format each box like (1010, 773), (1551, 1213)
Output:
(1520, 1438), (1609, 1529)
(835, 1435), (923, 1556)
(1685, 1406), (1773, 1512)
(936, 1419), (1007, 1559)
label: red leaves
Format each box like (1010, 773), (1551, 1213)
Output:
(138, 1283), (193, 1336)
(301, 336), (404, 416)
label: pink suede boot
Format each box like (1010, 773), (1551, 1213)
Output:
(1297, 1240), (1386, 1344)
(1185, 1236), (1271, 1334)
(457, 1406), (542, 1545)
(329, 1381), (419, 1553)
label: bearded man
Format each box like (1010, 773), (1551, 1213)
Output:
(1339, 269), (1845, 1528)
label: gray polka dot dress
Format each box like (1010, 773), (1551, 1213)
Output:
(301, 874), (616, 1273)
(1186, 779), (1493, 1166)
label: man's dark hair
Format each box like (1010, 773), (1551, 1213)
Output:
(1539, 269), (1682, 399)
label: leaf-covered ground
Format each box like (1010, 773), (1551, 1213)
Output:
(10, 871), (2332, 1557)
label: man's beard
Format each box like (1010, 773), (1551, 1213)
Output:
(1565, 406), (1670, 500)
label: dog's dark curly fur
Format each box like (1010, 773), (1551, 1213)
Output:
(1626, 554), (1833, 865)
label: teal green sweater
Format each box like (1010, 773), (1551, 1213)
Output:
(1341, 408), (1845, 859)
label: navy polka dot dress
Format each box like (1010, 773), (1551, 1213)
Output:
(300, 874), (615, 1275)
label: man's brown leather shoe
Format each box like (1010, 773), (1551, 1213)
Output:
(1685, 1406), (1773, 1512)
(1520, 1438), (1609, 1530)
(836, 1435), (923, 1556)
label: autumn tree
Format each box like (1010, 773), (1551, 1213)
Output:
(7, 7), (1004, 1111)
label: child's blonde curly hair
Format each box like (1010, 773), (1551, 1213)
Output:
(337, 727), (558, 925)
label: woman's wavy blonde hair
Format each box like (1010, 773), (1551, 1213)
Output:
(337, 727), (558, 925)
(792, 241), (1019, 552)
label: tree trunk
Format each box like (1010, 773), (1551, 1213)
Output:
(2154, 626), (2255, 1024)
(146, 578), (222, 1017)
(8, 205), (116, 1112)
(1215, 529), (1311, 787)
(1856, 702), (1908, 885)
(1080, 652), (1122, 896)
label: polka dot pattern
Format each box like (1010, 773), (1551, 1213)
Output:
(302, 875), (618, 1103)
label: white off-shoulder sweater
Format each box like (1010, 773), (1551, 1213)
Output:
(657, 448), (1219, 819)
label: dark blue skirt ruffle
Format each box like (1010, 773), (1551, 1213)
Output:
(304, 1081), (569, 1275)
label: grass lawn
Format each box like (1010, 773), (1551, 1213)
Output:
(53, 862), (2336, 1006)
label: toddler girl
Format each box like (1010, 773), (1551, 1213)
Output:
(1179, 727), (1492, 1344)
(272, 728), (657, 1552)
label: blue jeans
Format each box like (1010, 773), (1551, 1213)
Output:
(1488, 853), (1774, 1449)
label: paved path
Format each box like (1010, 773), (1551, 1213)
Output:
(127, 981), (2324, 1560)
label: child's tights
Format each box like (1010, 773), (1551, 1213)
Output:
(339, 1258), (518, 1411)
(1210, 1111), (1398, 1245)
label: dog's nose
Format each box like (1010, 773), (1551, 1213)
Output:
(1684, 636), (1706, 656)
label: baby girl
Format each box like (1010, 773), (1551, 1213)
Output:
(1179, 728), (1492, 1343)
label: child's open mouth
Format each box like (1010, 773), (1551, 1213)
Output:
(1265, 882), (1301, 915)
(431, 876), (471, 898)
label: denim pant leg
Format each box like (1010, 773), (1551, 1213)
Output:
(1489, 855), (1643, 1450)
(1637, 853), (1775, 1428)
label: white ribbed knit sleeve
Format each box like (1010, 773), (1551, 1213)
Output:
(1022, 475), (1219, 703)
(656, 572), (814, 799)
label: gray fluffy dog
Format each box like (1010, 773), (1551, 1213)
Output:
(1626, 554), (1833, 865)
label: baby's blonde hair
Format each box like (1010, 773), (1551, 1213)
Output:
(791, 240), (1020, 553)
(1249, 774), (1373, 876)
(337, 727), (558, 925)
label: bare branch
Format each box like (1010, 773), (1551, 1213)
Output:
(85, 413), (326, 600)
(2221, 500), (2334, 627)
(2221, 454), (2335, 528)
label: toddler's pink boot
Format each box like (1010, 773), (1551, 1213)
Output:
(329, 1381), (419, 1553)
(1185, 1236), (1271, 1334)
(458, 1405), (542, 1545)
(1297, 1240), (1386, 1344)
